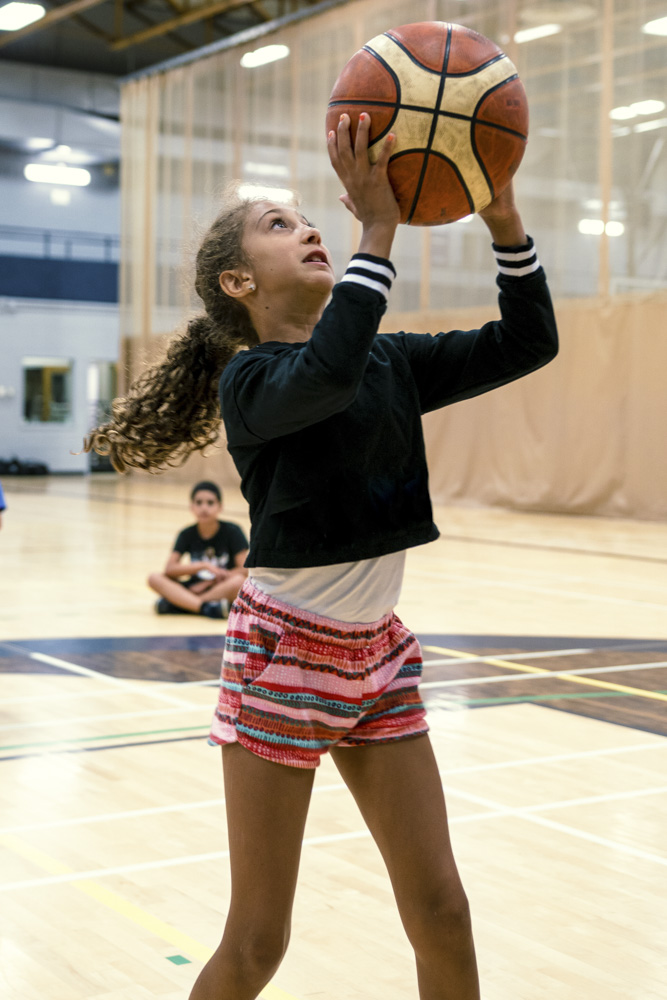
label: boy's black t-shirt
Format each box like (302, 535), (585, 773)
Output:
(173, 520), (248, 570)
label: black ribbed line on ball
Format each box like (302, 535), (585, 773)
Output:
(406, 24), (457, 225)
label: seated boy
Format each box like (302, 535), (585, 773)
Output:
(148, 481), (248, 619)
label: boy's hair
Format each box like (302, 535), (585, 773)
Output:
(191, 481), (222, 502)
(83, 188), (260, 473)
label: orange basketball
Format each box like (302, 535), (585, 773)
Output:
(326, 22), (529, 225)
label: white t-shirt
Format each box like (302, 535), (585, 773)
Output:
(251, 550), (406, 624)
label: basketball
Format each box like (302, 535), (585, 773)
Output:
(326, 22), (529, 225)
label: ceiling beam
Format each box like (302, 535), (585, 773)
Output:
(0, 0), (109, 49)
(111, 0), (258, 50)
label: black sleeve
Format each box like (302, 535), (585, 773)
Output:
(173, 527), (192, 555)
(222, 255), (396, 444)
(400, 240), (559, 413)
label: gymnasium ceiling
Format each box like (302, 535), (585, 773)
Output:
(0, 0), (327, 76)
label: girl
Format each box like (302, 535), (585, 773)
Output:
(86, 114), (558, 1000)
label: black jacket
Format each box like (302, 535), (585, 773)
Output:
(220, 252), (558, 568)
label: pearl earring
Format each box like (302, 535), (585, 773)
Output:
(249, 283), (256, 291)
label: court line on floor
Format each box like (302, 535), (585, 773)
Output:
(9, 648), (202, 709)
(2, 735), (665, 833)
(442, 785), (667, 869)
(0, 834), (294, 1000)
(421, 658), (667, 689)
(3, 778), (667, 893)
(0, 704), (211, 733)
(423, 647), (667, 702)
(0, 723), (209, 754)
(0, 782), (342, 836)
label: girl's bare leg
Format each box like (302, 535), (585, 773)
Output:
(330, 735), (480, 1000)
(193, 571), (248, 604)
(188, 744), (315, 1000)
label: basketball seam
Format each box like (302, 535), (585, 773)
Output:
(406, 24), (458, 225)
(392, 148), (476, 216)
(327, 98), (527, 140)
(382, 30), (446, 75)
(470, 74), (528, 201)
(358, 45), (402, 143)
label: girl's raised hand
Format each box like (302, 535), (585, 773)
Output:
(327, 112), (400, 258)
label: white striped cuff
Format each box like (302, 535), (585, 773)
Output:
(493, 237), (541, 278)
(340, 253), (396, 300)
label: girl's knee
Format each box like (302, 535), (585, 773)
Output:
(226, 920), (290, 980)
(403, 884), (473, 956)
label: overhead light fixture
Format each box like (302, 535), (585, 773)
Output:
(24, 163), (91, 186)
(50, 189), (72, 206)
(237, 183), (293, 201)
(578, 219), (624, 237)
(633, 117), (667, 133)
(642, 16), (667, 36)
(514, 24), (561, 43)
(631, 99), (666, 115)
(0, 2), (45, 30)
(244, 161), (289, 178)
(240, 44), (290, 68)
(26, 137), (54, 150)
(610, 99), (666, 120)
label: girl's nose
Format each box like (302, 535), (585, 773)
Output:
(302, 225), (322, 244)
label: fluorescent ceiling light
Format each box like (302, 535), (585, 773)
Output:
(50, 189), (72, 206)
(633, 117), (667, 133)
(24, 163), (91, 186)
(244, 161), (289, 177)
(514, 24), (561, 43)
(610, 99), (666, 120)
(240, 44), (289, 68)
(26, 137), (54, 150)
(0, 2), (45, 30)
(237, 183), (293, 202)
(642, 16), (667, 36)
(605, 221), (625, 237)
(631, 99), (666, 115)
(578, 219), (624, 237)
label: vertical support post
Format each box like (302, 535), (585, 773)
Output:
(598, 0), (614, 298)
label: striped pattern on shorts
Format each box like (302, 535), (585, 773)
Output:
(209, 579), (428, 768)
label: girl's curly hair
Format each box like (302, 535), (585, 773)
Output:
(84, 196), (259, 473)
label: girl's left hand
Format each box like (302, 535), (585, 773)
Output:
(327, 113), (401, 230)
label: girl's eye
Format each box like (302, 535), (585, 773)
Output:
(270, 218), (287, 229)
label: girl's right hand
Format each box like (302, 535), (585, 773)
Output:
(327, 113), (400, 258)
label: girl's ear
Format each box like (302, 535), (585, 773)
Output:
(219, 270), (255, 299)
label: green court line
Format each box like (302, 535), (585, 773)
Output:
(0, 724), (208, 753)
(461, 689), (667, 707)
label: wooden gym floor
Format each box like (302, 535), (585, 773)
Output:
(1, 474), (666, 1000)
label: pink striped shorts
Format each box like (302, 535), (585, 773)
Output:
(208, 579), (428, 768)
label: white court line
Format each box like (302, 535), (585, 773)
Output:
(28, 652), (196, 708)
(421, 658), (667, 689)
(443, 785), (667, 869)
(0, 782), (345, 836)
(3, 781), (667, 892)
(2, 741), (665, 833)
(0, 704), (209, 733)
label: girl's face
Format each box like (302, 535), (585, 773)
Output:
(191, 490), (221, 522)
(240, 201), (335, 297)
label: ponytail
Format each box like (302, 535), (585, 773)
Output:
(84, 196), (258, 473)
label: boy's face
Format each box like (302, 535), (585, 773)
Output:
(191, 490), (221, 522)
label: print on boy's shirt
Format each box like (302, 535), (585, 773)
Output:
(173, 521), (249, 578)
